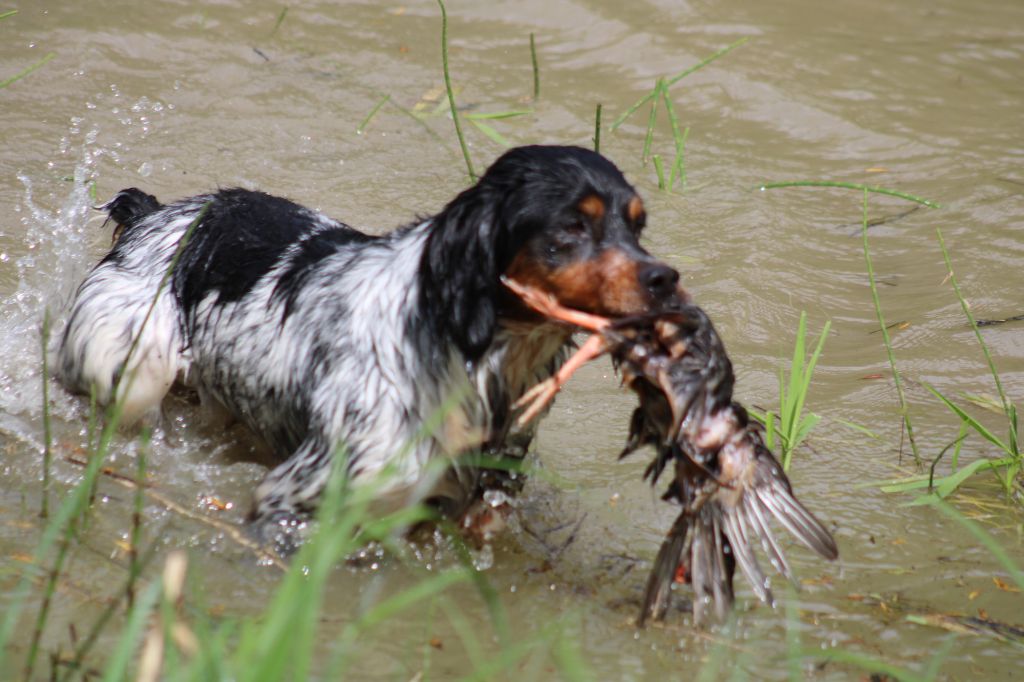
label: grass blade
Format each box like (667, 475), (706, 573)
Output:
(357, 94), (390, 134)
(652, 154), (666, 189)
(530, 32), (540, 100)
(267, 6), (288, 40)
(936, 228), (1017, 454)
(859, 189), (921, 464)
(593, 103), (602, 153)
(437, 0), (476, 181)
(925, 383), (1008, 453)
(469, 118), (511, 147)
(832, 417), (879, 439)
(759, 181), (939, 209)
(611, 37), (748, 130)
(661, 89), (688, 190)
(464, 110), (532, 120)
(100, 580), (163, 682)
(641, 78), (663, 163)
(928, 498), (1024, 590)
(0, 51), (56, 89)
(40, 309), (52, 519)
(384, 97), (449, 146)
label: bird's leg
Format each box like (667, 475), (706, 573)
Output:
(513, 333), (609, 425)
(502, 277), (614, 425)
(501, 276), (613, 332)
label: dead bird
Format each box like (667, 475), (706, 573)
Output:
(503, 277), (839, 626)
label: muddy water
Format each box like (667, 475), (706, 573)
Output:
(2, 0), (1023, 678)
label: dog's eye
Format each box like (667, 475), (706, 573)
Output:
(545, 225), (586, 257)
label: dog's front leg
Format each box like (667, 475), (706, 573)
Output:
(248, 439), (333, 553)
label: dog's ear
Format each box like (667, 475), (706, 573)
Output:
(421, 185), (515, 360)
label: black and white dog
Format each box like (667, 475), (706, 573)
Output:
(57, 145), (681, 538)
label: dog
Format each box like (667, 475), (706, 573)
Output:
(57, 145), (681, 541)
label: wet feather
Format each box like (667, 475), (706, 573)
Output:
(607, 305), (838, 625)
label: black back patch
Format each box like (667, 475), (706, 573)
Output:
(273, 228), (374, 320)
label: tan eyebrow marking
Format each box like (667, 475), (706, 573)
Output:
(627, 196), (645, 223)
(578, 194), (605, 222)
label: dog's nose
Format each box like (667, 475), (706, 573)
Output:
(640, 262), (680, 299)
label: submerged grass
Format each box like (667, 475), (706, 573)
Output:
(267, 6), (288, 41)
(610, 37), (748, 131)
(881, 229), (1021, 502)
(356, 94), (390, 134)
(858, 188), (922, 466)
(1, 51), (56, 90)
(759, 181), (940, 209)
(761, 180), (1022, 502)
(760, 182), (936, 467)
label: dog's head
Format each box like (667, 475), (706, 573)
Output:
(422, 145), (682, 359)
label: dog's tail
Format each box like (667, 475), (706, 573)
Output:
(102, 188), (163, 243)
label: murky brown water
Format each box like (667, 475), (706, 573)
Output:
(2, 0), (1023, 678)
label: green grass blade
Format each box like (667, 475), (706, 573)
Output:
(0, 51), (56, 89)
(794, 412), (821, 446)
(788, 319), (830, 456)
(57, 543), (161, 682)
(329, 571), (471, 678)
(921, 635), (957, 682)
(267, 6), (288, 40)
(905, 459), (992, 502)
(832, 417), (880, 439)
(437, 0), (476, 181)
(529, 32), (540, 100)
(469, 118), (511, 147)
(357, 94), (390, 134)
(593, 103), (602, 153)
(641, 78), (663, 163)
(384, 97), (449, 146)
(652, 154), (666, 189)
(877, 457), (1014, 494)
(611, 37), (748, 130)
(661, 89), (687, 190)
(359, 570), (468, 632)
(100, 579), (163, 682)
(23, 530), (73, 680)
(783, 312), (809, 439)
(759, 181), (939, 208)
(936, 228), (1017, 453)
(40, 309), (52, 519)
(464, 110), (533, 120)
(925, 383), (1008, 454)
(928, 498), (1024, 590)
(0, 9), (19, 20)
(859, 189), (921, 464)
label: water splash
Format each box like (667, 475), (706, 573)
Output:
(0, 144), (100, 437)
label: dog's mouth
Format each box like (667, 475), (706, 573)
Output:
(501, 275), (687, 328)
(501, 249), (685, 322)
